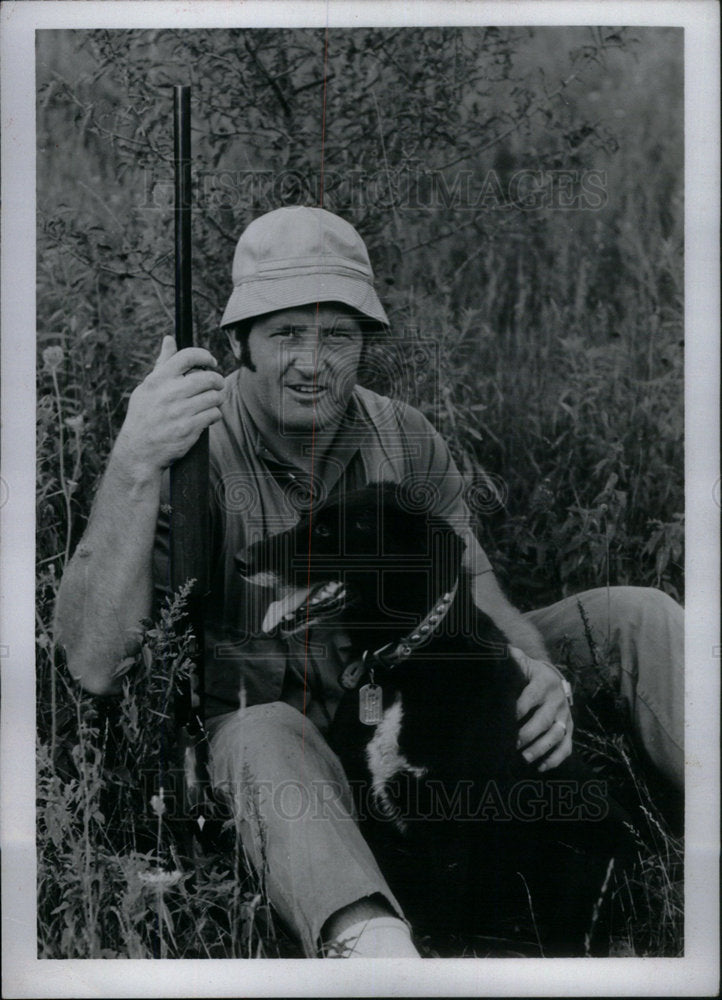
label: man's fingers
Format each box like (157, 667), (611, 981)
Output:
(515, 681), (546, 721)
(519, 717), (570, 765)
(180, 368), (226, 397)
(200, 406), (223, 428)
(184, 407), (223, 437)
(162, 346), (218, 376)
(517, 704), (557, 749)
(173, 407), (223, 455)
(538, 732), (574, 772)
(155, 335), (178, 367)
(186, 388), (227, 415)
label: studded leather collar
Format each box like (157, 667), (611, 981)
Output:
(338, 579), (459, 689)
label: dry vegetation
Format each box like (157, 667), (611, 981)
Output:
(36, 27), (683, 958)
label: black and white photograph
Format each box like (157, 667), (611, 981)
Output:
(1, 1), (719, 996)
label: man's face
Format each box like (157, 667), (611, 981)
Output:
(231, 303), (364, 437)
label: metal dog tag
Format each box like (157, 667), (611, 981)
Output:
(358, 683), (383, 726)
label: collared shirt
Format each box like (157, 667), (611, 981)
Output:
(153, 371), (492, 732)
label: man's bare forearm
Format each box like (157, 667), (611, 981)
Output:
(54, 443), (161, 696)
(54, 338), (224, 696)
(472, 570), (550, 661)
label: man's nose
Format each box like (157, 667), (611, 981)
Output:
(283, 339), (323, 375)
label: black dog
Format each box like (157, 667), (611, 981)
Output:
(239, 482), (631, 955)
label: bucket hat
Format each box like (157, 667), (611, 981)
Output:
(220, 206), (389, 329)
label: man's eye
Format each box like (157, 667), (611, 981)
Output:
(314, 523), (331, 538)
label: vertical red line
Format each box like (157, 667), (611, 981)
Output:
(300, 26), (330, 749)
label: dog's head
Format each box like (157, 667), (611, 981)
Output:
(237, 482), (465, 647)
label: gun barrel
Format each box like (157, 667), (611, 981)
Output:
(174, 85), (193, 351)
(170, 84), (210, 596)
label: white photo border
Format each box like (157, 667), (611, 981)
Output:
(2, 1), (719, 996)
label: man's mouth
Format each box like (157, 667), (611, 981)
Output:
(285, 383), (328, 399)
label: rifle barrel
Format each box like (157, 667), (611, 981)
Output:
(170, 85), (210, 596)
(174, 86), (193, 351)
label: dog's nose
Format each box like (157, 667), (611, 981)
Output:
(234, 553), (249, 576)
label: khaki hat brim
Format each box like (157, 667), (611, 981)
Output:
(220, 273), (389, 330)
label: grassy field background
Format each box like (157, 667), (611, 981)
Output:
(35, 27), (684, 958)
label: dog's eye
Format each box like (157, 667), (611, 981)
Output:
(314, 523), (331, 538)
(354, 519), (371, 532)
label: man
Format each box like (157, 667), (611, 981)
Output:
(55, 206), (683, 958)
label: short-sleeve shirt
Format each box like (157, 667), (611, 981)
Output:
(153, 371), (492, 732)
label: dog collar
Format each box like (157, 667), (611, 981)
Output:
(339, 579), (459, 689)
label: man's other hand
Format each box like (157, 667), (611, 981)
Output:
(113, 335), (225, 479)
(510, 646), (574, 772)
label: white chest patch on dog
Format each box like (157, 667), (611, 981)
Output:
(365, 694), (428, 833)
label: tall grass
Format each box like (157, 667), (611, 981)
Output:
(35, 26), (684, 958)
(37, 584), (300, 959)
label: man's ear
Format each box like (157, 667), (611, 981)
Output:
(225, 326), (242, 362)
